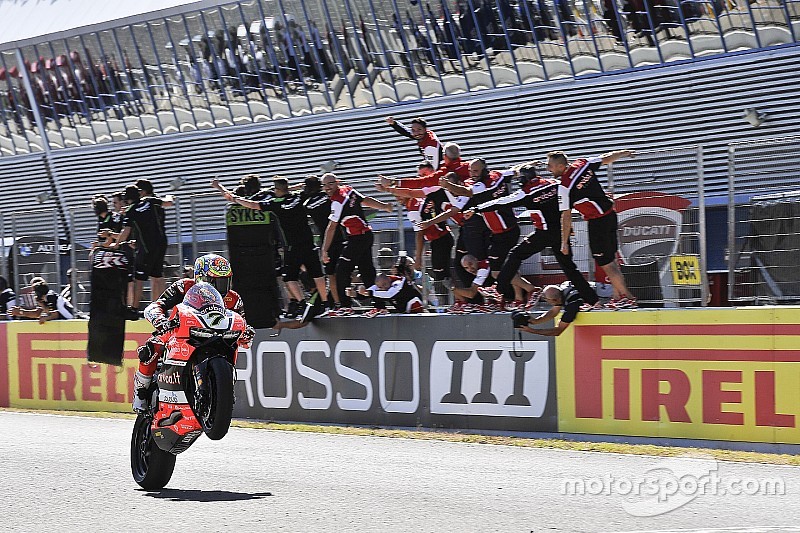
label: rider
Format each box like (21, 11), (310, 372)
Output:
(132, 253), (254, 412)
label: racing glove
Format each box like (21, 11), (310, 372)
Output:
(240, 325), (255, 348)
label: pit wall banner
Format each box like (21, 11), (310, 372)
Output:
(557, 307), (800, 444)
(234, 314), (557, 432)
(0, 320), (152, 411)
(0, 315), (558, 433)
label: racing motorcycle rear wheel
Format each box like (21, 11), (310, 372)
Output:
(198, 357), (235, 441)
(130, 413), (176, 490)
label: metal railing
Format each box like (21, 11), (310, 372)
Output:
(727, 135), (800, 304)
(608, 146), (708, 307)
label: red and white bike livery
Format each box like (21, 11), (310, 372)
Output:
(130, 283), (249, 490)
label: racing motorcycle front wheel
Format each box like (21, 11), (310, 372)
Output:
(130, 413), (176, 490)
(196, 357), (235, 441)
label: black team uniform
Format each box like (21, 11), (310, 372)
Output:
(122, 196), (168, 283)
(88, 203), (134, 364)
(0, 284), (16, 318)
(303, 189), (345, 281)
(225, 192), (279, 329)
(554, 283), (585, 325)
(465, 170), (520, 272)
(405, 195), (453, 281)
(256, 192), (324, 306)
(472, 175), (599, 305)
(97, 209), (123, 235)
(369, 275), (425, 313)
(557, 157), (618, 267)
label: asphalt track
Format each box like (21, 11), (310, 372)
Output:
(2, 411), (800, 533)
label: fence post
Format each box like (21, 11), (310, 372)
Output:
(174, 196), (183, 268)
(190, 195), (198, 262)
(0, 214), (6, 280)
(396, 205), (404, 252)
(53, 209), (61, 290)
(697, 146), (708, 307)
(11, 213), (19, 290)
(727, 144), (736, 303)
(607, 161), (615, 195)
(69, 208), (78, 312)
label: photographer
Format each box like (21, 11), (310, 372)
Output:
(513, 283), (585, 337)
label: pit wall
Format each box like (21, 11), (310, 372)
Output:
(557, 307), (800, 445)
(0, 308), (798, 445)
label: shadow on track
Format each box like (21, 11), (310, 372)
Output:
(141, 489), (273, 502)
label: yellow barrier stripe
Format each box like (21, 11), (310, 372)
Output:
(601, 335), (800, 350)
(31, 340), (142, 351)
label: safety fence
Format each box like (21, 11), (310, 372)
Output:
(607, 146), (707, 307)
(727, 135), (800, 304)
(5, 135), (800, 312)
(1, 0), (799, 156)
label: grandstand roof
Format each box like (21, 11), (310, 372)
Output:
(0, 0), (210, 49)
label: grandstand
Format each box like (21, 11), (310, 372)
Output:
(0, 0), (799, 309)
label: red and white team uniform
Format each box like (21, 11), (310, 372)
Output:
(557, 157), (614, 220)
(329, 185), (372, 235)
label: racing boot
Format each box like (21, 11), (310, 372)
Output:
(132, 371), (153, 413)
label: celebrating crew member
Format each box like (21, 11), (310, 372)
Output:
(465, 162), (599, 310)
(301, 175), (345, 311)
(378, 161), (455, 304)
(213, 176), (331, 318)
(444, 158), (520, 293)
(450, 254), (498, 312)
(381, 142), (469, 190)
(320, 173), (394, 316)
(114, 183), (174, 312)
(550, 150), (637, 308)
(0, 276), (16, 320)
(365, 273), (426, 317)
(385, 116), (443, 169)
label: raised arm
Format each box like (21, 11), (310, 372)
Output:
(600, 149), (635, 165)
(417, 205), (459, 230)
(212, 179), (263, 210)
(386, 116), (414, 139)
(362, 196), (395, 213)
(376, 182), (427, 199)
(440, 176), (472, 197)
(472, 189), (527, 213)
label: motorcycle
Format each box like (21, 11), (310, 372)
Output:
(130, 282), (249, 490)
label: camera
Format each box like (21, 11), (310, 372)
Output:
(511, 310), (530, 328)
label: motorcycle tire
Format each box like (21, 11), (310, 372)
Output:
(130, 413), (176, 490)
(201, 357), (235, 441)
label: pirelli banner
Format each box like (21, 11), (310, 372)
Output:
(234, 314), (557, 432)
(0, 321), (151, 411)
(557, 307), (800, 444)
